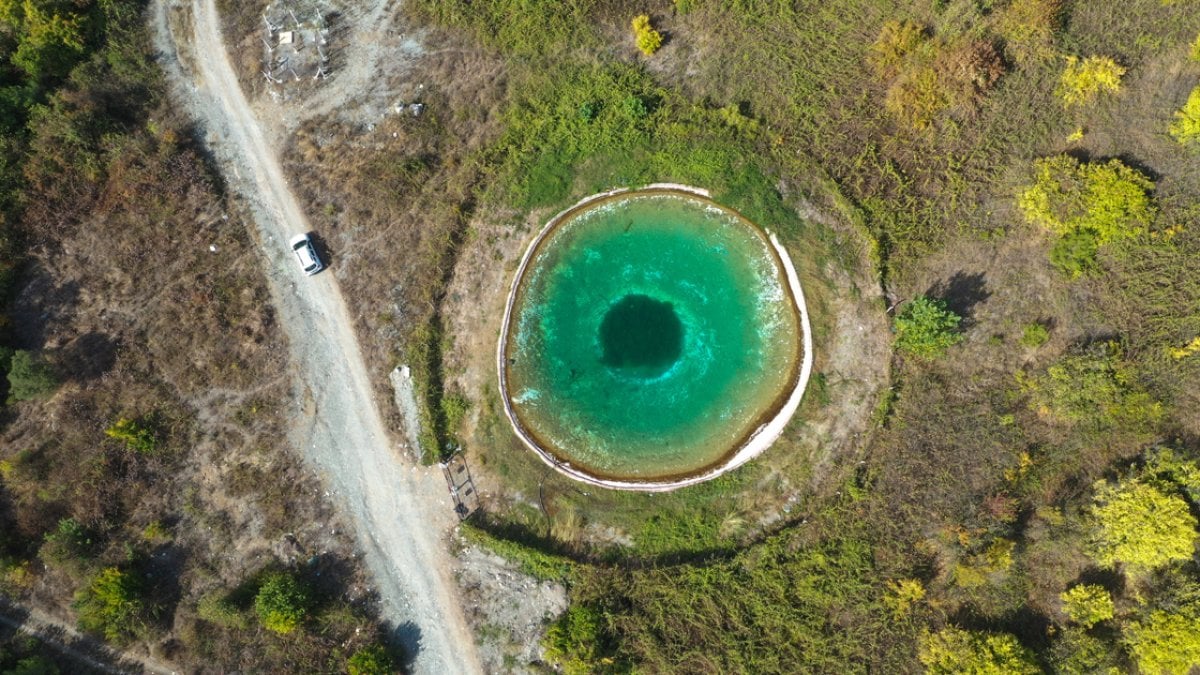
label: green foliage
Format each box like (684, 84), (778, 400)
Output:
(1060, 584), (1114, 627)
(1019, 343), (1163, 430)
(1020, 322), (1050, 348)
(3, 655), (60, 675)
(346, 643), (394, 675)
(1125, 611), (1200, 675)
(1057, 55), (1125, 107)
(631, 15), (662, 56)
(918, 627), (1041, 674)
(1169, 85), (1200, 146)
(1048, 227), (1100, 277)
(995, 0), (1063, 64)
(6, 350), (58, 401)
(408, 0), (596, 56)
(1049, 627), (1119, 675)
(73, 567), (145, 643)
(893, 296), (964, 359)
(883, 578), (926, 618)
(40, 517), (95, 566)
(104, 417), (158, 454)
(1018, 155), (1155, 243)
(868, 20), (926, 77)
(1087, 478), (1198, 573)
(543, 605), (610, 675)
(459, 522), (574, 581)
(10, 0), (88, 82)
(253, 571), (311, 635)
(196, 590), (249, 630)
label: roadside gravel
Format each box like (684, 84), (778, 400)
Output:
(149, 0), (482, 671)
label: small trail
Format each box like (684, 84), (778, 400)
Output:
(0, 603), (174, 674)
(149, 0), (482, 672)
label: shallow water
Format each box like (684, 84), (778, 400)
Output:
(504, 191), (801, 481)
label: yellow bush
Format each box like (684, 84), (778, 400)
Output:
(1058, 55), (1125, 107)
(885, 66), (947, 129)
(868, 20), (926, 77)
(631, 15), (662, 56)
(1170, 86), (1200, 146)
(996, 0), (1064, 64)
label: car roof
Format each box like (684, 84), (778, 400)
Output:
(289, 233), (311, 247)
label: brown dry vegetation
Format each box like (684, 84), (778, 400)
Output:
(0, 0), (394, 670)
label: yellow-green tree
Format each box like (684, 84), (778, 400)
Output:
(1169, 86), (1200, 146)
(1125, 611), (1200, 675)
(631, 15), (662, 56)
(347, 644), (395, 675)
(919, 627), (1041, 674)
(1087, 479), (1198, 574)
(1060, 584), (1114, 628)
(1058, 55), (1124, 107)
(1018, 155), (1155, 241)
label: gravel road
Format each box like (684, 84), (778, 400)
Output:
(150, 0), (482, 671)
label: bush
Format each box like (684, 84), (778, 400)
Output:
(1018, 155), (1155, 243)
(196, 590), (249, 630)
(893, 296), (964, 359)
(6, 350), (58, 401)
(346, 643), (395, 675)
(104, 417), (158, 454)
(1048, 227), (1100, 277)
(1020, 322), (1051, 348)
(1087, 478), (1197, 574)
(1126, 611), (1200, 675)
(1050, 627), (1119, 675)
(73, 567), (145, 643)
(1058, 55), (1125, 107)
(543, 605), (609, 675)
(1169, 86), (1200, 146)
(868, 20), (926, 77)
(631, 15), (662, 56)
(996, 0), (1064, 64)
(253, 571), (311, 634)
(1018, 344), (1163, 429)
(919, 627), (1040, 674)
(41, 517), (95, 567)
(1060, 584), (1114, 627)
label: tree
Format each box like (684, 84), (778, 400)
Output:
(1125, 611), (1200, 675)
(253, 571), (310, 635)
(1049, 627), (1119, 675)
(4, 655), (60, 675)
(346, 644), (395, 675)
(893, 296), (963, 358)
(918, 627), (1041, 674)
(1060, 584), (1114, 627)
(73, 567), (145, 643)
(1087, 478), (1198, 574)
(1169, 85), (1200, 146)
(1057, 55), (1124, 107)
(631, 15), (662, 56)
(6, 350), (58, 401)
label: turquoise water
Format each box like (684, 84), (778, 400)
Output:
(504, 190), (801, 481)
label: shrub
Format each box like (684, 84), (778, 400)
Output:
(104, 417), (158, 454)
(5, 655), (60, 675)
(919, 627), (1040, 674)
(346, 643), (395, 675)
(41, 517), (95, 567)
(253, 571), (311, 634)
(996, 0), (1064, 64)
(884, 66), (948, 130)
(1087, 478), (1197, 573)
(1050, 627), (1119, 675)
(1019, 344), (1163, 429)
(884, 578), (926, 618)
(1060, 584), (1114, 627)
(868, 20), (927, 77)
(1125, 611), (1200, 675)
(6, 350), (58, 401)
(543, 605), (609, 675)
(631, 15), (662, 56)
(1058, 55), (1125, 107)
(1169, 86), (1200, 146)
(196, 590), (249, 630)
(893, 296), (964, 359)
(73, 567), (145, 643)
(1020, 322), (1051, 348)
(1048, 227), (1100, 277)
(1018, 155), (1155, 243)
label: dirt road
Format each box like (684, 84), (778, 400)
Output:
(150, 0), (482, 672)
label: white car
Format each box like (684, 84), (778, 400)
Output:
(290, 233), (323, 276)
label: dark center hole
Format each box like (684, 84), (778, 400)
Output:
(599, 294), (684, 377)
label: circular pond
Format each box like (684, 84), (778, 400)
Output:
(499, 186), (811, 490)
